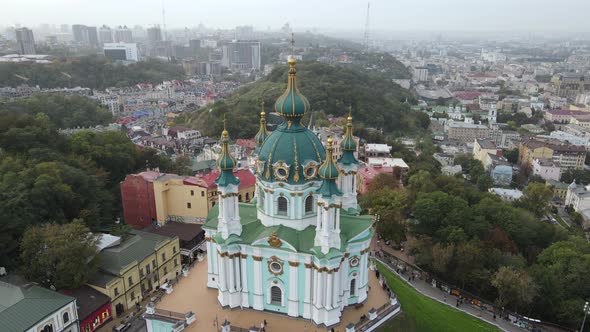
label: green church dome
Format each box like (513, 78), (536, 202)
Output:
(273, 58), (310, 118)
(338, 112), (359, 166)
(257, 58), (325, 185)
(256, 121), (325, 184)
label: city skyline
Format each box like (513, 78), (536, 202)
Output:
(3, 0), (590, 34)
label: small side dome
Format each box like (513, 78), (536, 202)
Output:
(318, 137), (340, 180)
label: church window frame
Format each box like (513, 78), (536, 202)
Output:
(277, 196), (288, 216)
(350, 278), (357, 296)
(303, 162), (318, 180)
(304, 195), (314, 214)
(272, 161), (290, 181)
(270, 285), (282, 306)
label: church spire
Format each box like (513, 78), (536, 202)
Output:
(339, 107), (359, 165)
(216, 116), (239, 187)
(317, 137), (342, 197)
(254, 100), (270, 149)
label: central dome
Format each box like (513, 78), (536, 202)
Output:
(257, 58), (325, 184)
(256, 121), (325, 184)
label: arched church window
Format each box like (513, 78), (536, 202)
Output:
(238, 194), (242, 202)
(305, 195), (314, 214)
(63, 312), (69, 324)
(246, 193), (249, 201)
(277, 197), (288, 216)
(270, 286), (282, 305)
(350, 279), (356, 296)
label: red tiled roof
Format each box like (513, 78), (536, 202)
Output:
(236, 139), (257, 149)
(198, 169), (256, 190)
(453, 91), (483, 100)
(357, 166), (394, 180)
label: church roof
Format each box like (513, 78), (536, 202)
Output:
(203, 203), (372, 255)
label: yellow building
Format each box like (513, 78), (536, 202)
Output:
(121, 170), (257, 228)
(87, 231), (182, 318)
(519, 137), (586, 170)
(152, 174), (217, 224)
(472, 138), (501, 170)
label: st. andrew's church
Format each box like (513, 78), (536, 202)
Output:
(203, 58), (374, 326)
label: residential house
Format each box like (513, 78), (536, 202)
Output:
(546, 180), (569, 202)
(356, 166), (394, 194)
(532, 158), (561, 182)
(144, 221), (205, 265)
(488, 188), (523, 202)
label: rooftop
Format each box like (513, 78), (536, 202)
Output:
(144, 222), (204, 243)
(476, 138), (497, 149)
(365, 144), (391, 153)
(58, 285), (110, 321)
(0, 281), (75, 332)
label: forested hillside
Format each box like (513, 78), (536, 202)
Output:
(0, 55), (185, 89)
(177, 60), (424, 139)
(0, 95), (185, 269)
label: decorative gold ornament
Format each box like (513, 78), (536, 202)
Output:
(272, 161), (290, 181)
(267, 256), (284, 276)
(303, 162), (318, 180)
(268, 231), (282, 248)
(349, 256), (360, 268)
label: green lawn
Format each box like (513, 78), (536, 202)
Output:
(376, 262), (500, 332)
(553, 214), (570, 229)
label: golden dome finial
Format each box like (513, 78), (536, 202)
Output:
(288, 57), (296, 66)
(222, 114), (228, 138)
(347, 105), (353, 122)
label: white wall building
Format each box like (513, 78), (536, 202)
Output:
(103, 43), (139, 61)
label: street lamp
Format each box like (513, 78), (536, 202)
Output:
(581, 301), (590, 332)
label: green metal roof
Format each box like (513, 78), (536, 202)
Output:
(0, 281), (75, 332)
(96, 230), (172, 276)
(204, 203), (373, 254)
(257, 121), (326, 185)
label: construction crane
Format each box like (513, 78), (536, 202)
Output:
(363, 2), (370, 53)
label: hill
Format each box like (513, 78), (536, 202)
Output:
(177, 60), (425, 139)
(0, 55), (185, 89)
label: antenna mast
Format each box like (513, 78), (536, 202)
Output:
(161, 0), (167, 41)
(363, 2), (370, 53)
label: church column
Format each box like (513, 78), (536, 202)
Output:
(218, 254), (227, 291)
(241, 254), (249, 307)
(228, 256), (235, 292)
(303, 264), (312, 318)
(333, 268), (340, 307)
(312, 269), (319, 307)
(325, 272), (333, 309)
(318, 271), (325, 308)
(288, 262), (299, 317)
(252, 256), (264, 310)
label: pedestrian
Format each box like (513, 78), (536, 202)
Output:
(261, 321), (265, 332)
(443, 295), (447, 302)
(264, 319), (267, 327)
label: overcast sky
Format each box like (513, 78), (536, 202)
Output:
(3, 0), (589, 33)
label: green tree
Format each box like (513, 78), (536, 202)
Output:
(517, 182), (552, 217)
(491, 266), (537, 311)
(20, 220), (99, 289)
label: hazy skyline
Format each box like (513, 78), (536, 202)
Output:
(3, 0), (590, 33)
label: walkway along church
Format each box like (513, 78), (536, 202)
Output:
(203, 58), (374, 326)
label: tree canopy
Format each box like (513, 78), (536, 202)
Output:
(0, 55), (184, 89)
(20, 220), (99, 289)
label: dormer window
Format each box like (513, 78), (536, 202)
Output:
(305, 195), (314, 214)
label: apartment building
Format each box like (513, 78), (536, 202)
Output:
(87, 231), (181, 318)
(518, 137), (586, 171)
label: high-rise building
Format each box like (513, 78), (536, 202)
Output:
(15, 27), (36, 55)
(72, 24), (89, 45)
(87, 26), (99, 48)
(114, 26), (133, 43)
(147, 25), (162, 44)
(103, 43), (139, 62)
(99, 25), (113, 44)
(220, 40), (261, 71)
(189, 39), (201, 54)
